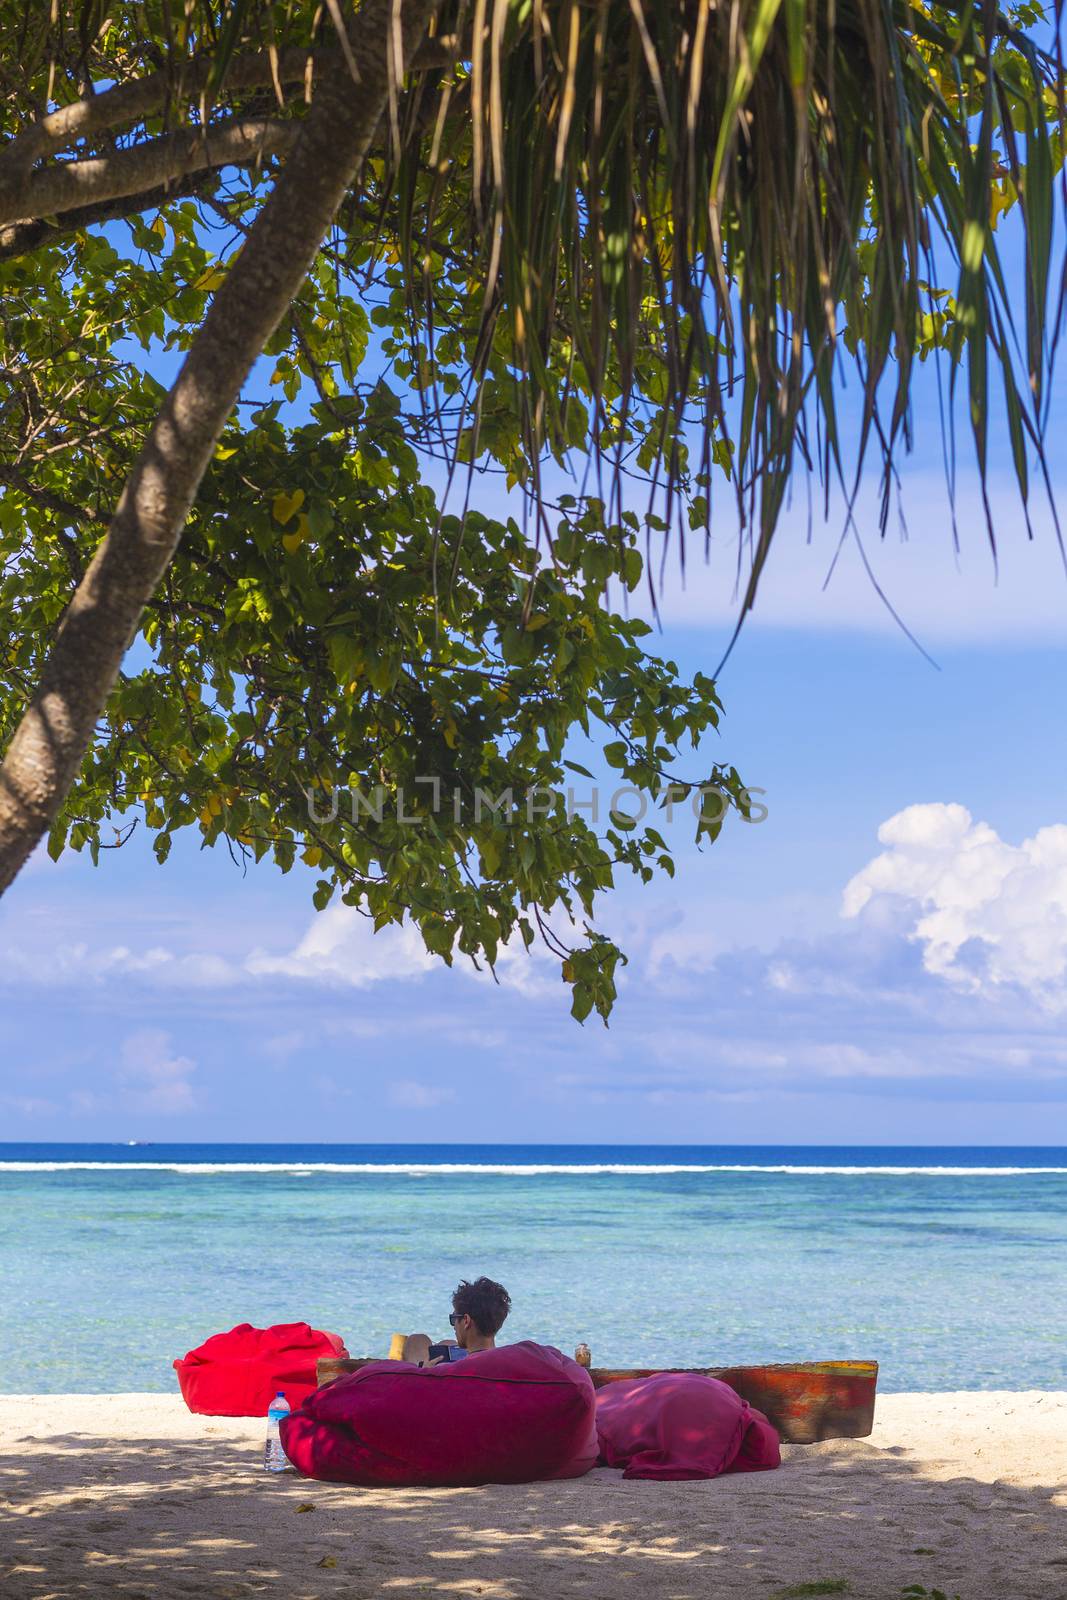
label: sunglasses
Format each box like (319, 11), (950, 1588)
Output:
(448, 1311), (466, 1328)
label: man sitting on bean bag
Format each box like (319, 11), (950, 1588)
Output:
(402, 1276), (510, 1366)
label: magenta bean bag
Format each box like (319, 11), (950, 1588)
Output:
(595, 1372), (781, 1480)
(280, 1341), (598, 1487)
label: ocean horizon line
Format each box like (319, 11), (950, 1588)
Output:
(4, 1140), (1066, 1148)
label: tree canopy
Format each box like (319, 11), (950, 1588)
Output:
(0, 0), (1062, 1017)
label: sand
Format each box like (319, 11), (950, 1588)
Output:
(2, 1392), (1065, 1600)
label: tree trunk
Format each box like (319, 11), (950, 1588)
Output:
(0, 0), (435, 897)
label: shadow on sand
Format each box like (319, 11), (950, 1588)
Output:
(1, 1429), (1065, 1600)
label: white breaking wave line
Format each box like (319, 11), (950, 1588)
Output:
(0, 1162), (1064, 1177)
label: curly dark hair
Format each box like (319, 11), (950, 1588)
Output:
(452, 1276), (511, 1337)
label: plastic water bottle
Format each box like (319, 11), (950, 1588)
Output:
(264, 1392), (290, 1472)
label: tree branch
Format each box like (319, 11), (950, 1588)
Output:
(0, 172), (230, 261)
(0, 115), (299, 231)
(0, 34), (466, 192)
(0, 0), (437, 895)
(0, 49), (324, 185)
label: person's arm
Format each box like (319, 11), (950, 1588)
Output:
(402, 1332), (432, 1365)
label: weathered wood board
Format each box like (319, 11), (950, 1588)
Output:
(315, 1355), (878, 1444)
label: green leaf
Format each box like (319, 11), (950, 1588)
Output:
(570, 982), (594, 1024)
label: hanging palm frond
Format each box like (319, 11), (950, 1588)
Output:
(384, 0), (1064, 612)
(2, 0), (1063, 605)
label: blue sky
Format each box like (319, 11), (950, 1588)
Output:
(2, 218), (1067, 1146)
(4, 499), (1067, 1145)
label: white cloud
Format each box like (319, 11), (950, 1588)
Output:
(322, 1017), (391, 1040)
(467, 933), (560, 999)
(249, 904), (562, 999)
(387, 1078), (457, 1110)
(313, 1072), (354, 1105)
(436, 1024), (508, 1050)
(0, 1092), (57, 1116)
(246, 905), (438, 987)
(843, 802), (1067, 1003)
(262, 1029), (308, 1060)
(0, 939), (240, 989)
(116, 1028), (197, 1114)
(643, 910), (718, 982)
(0, 894), (564, 1004)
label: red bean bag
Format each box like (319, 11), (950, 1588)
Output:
(173, 1322), (349, 1417)
(280, 1341), (598, 1487)
(595, 1372), (781, 1480)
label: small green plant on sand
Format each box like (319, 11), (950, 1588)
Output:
(902, 1588), (961, 1600)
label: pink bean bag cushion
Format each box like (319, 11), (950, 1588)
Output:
(280, 1341), (598, 1487)
(595, 1372), (781, 1480)
(174, 1322), (349, 1417)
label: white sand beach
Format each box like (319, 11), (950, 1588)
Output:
(2, 1392), (1065, 1600)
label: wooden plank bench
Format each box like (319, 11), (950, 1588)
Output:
(315, 1352), (878, 1444)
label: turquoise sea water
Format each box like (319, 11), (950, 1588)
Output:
(1, 1144), (1064, 1394)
